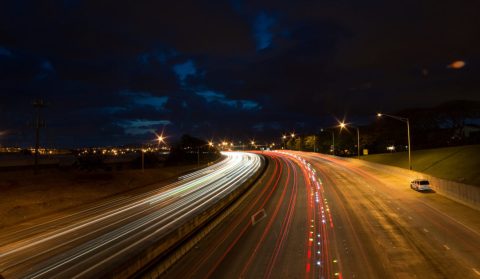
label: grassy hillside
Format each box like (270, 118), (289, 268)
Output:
(360, 145), (480, 185)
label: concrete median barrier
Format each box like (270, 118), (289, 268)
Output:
(111, 155), (267, 278)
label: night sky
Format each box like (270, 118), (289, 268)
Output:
(1, 1), (479, 147)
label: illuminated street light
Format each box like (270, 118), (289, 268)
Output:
(281, 135), (287, 150)
(377, 113), (412, 170)
(291, 133), (295, 138)
(208, 141), (214, 147)
(338, 121), (360, 159)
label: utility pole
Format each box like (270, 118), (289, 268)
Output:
(377, 113), (412, 170)
(33, 99), (46, 174)
(356, 127), (360, 159)
(332, 131), (335, 155)
(407, 119), (411, 170)
(141, 149), (145, 172)
(197, 146), (200, 166)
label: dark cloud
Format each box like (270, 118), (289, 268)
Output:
(0, 0), (479, 147)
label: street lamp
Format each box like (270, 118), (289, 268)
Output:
(282, 135), (287, 149)
(320, 128), (335, 155)
(157, 135), (165, 145)
(377, 113), (412, 170)
(339, 122), (360, 159)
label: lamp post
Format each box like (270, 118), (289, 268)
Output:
(321, 128), (335, 155)
(290, 132), (298, 150)
(339, 122), (360, 159)
(282, 135), (287, 149)
(141, 148), (145, 172)
(377, 113), (412, 170)
(142, 134), (165, 172)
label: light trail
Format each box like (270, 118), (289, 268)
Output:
(277, 151), (339, 279)
(264, 158), (298, 279)
(0, 152), (262, 279)
(238, 155), (292, 278)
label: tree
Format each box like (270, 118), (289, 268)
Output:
(165, 134), (220, 165)
(303, 135), (317, 151)
(76, 151), (106, 171)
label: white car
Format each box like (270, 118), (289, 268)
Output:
(410, 179), (432, 192)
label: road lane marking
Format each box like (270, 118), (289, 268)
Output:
(443, 244), (450, 250)
(408, 216), (413, 220)
(251, 209), (267, 226)
(473, 268), (480, 276)
(423, 228), (429, 233)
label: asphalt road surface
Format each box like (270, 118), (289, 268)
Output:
(165, 151), (480, 279)
(0, 152), (262, 278)
(165, 151), (329, 279)
(290, 151), (480, 279)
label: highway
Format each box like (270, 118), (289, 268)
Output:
(165, 151), (328, 278)
(165, 151), (480, 279)
(290, 151), (480, 278)
(0, 152), (262, 278)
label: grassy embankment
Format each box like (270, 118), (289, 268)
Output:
(0, 164), (207, 229)
(360, 145), (480, 186)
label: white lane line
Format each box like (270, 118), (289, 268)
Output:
(423, 228), (429, 233)
(443, 244), (450, 250)
(251, 209), (267, 226)
(473, 268), (480, 276)
(408, 216), (413, 220)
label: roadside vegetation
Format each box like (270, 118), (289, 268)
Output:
(360, 145), (480, 185)
(0, 134), (221, 229)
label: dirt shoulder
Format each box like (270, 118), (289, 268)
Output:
(0, 164), (208, 230)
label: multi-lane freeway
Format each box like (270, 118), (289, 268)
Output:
(166, 151), (480, 279)
(165, 151), (330, 278)
(296, 151), (480, 279)
(0, 152), (262, 278)
(1, 150), (479, 279)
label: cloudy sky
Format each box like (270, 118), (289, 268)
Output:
(0, 0), (479, 147)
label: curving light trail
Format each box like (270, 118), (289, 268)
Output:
(0, 152), (262, 278)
